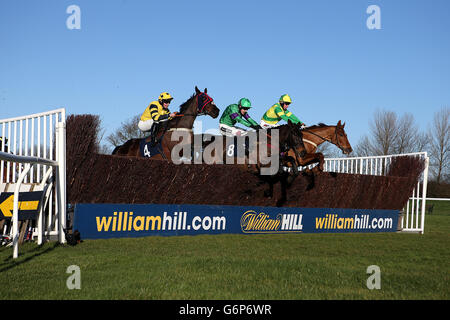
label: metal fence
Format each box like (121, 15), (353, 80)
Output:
(322, 152), (429, 233)
(0, 108), (67, 257)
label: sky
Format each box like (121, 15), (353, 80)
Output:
(1, 0), (449, 149)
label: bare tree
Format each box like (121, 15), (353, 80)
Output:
(428, 107), (450, 183)
(316, 142), (343, 158)
(355, 109), (397, 156)
(395, 113), (417, 154)
(372, 109), (398, 155)
(416, 132), (430, 154)
(354, 135), (373, 157)
(355, 109), (427, 156)
(105, 114), (146, 149)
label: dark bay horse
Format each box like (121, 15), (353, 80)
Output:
(199, 120), (304, 176)
(260, 121), (352, 205)
(112, 86), (220, 161)
(198, 120), (306, 206)
(285, 120), (353, 173)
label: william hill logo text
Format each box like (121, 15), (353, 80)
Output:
(95, 211), (226, 232)
(240, 210), (303, 233)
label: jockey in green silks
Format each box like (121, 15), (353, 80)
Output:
(219, 98), (262, 137)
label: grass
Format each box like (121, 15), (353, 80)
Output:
(1, 202), (449, 300)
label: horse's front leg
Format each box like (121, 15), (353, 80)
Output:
(296, 153), (318, 168)
(316, 152), (325, 172)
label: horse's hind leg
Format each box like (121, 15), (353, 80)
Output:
(263, 179), (274, 198)
(302, 168), (315, 190)
(276, 176), (288, 207)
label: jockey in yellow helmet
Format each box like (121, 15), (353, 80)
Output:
(260, 94), (306, 129)
(260, 94), (307, 157)
(138, 92), (177, 145)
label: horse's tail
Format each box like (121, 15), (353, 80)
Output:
(111, 145), (120, 155)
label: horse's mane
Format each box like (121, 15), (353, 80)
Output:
(306, 123), (327, 129)
(178, 94), (196, 114)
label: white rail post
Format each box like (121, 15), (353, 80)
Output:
(56, 121), (67, 244)
(420, 155), (429, 234)
(12, 163), (33, 259)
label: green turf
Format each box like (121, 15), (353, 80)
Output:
(1, 201), (449, 300)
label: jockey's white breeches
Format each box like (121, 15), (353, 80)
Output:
(219, 123), (248, 137)
(138, 119), (154, 132)
(259, 119), (281, 129)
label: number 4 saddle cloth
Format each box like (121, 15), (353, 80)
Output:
(139, 136), (162, 158)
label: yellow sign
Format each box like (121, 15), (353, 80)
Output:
(0, 194), (40, 218)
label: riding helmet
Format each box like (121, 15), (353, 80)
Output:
(238, 98), (252, 108)
(279, 94), (292, 104)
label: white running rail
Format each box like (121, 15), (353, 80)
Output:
(322, 152), (429, 234)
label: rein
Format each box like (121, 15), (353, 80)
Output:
(197, 92), (213, 114)
(302, 127), (342, 150)
(173, 92), (214, 118)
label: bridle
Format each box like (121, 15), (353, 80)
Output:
(196, 92), (214, 115)
(175, 92), (214, 118)
(302, 126), (344, 151)
(167, 92), (215, 133)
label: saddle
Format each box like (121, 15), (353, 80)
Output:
(224, 136), (252, 158)
(139, 135), (163, 158)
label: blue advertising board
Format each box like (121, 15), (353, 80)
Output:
(73, 203), (400, 240)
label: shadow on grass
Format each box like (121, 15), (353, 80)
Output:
(0, 242), (60, 273)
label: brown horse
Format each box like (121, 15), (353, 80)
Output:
(285, 121), (352, 173)
(199, 120), (305, 176)
(197, 121), (306, 206)
(112, 86), (220, 161)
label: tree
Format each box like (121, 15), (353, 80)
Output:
(428, 107), (450, 183)
(105, 114), (146, 150)
(395, 113), (419, 154)
(355, 109), (427, 156)
(371, 109), (398, 155)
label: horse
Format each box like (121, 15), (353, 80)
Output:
(197, 120), (306, 206)
(285, 120), (352, 174)
(112, 86), (220, 161)
(199, 120), (305, 176)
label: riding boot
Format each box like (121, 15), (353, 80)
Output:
(244, 137), (250, 158)
(150, 123), (160, 146)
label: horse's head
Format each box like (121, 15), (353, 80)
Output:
(280, 120), (305, 156)
(333, 120), (352, 155)
(195, 86), (220, 118)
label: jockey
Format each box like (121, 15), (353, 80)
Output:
(260, 94), (307, 157)
(219, 98), (261, 137)
(138, 92), (177, 145)
(260, 94), (306, 129)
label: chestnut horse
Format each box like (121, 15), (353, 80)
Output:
(112, 86), (220, 161)
(285, 121), (352, 173)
